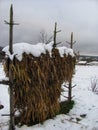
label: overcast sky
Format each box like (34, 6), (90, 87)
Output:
(0, 0), (98, 55)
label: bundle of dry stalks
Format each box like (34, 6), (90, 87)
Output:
(3, 48), (75, 126)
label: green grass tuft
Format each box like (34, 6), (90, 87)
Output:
(59, 100), (75, 114)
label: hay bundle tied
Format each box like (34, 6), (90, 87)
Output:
(2, 42), (75, 125)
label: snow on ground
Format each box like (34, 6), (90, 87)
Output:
(69, 66), (98, 130)
(0, 63), (98, 130)
(0, 63), (9, 130)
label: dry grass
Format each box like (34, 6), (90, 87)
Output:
(4, 48), (76, 126)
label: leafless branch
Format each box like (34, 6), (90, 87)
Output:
(0, 80), (10, 85)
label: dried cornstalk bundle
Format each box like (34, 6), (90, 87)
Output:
(3, 49), (75, 126)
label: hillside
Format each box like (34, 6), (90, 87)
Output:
(79, 55), (98, 61)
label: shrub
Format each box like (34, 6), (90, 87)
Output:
(59, 100), (75, 114)
(91, 77), (98, 94)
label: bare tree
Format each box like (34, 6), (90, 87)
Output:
(39, 30), (53, 44)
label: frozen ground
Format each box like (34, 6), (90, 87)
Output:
(0, 63), (98, 130)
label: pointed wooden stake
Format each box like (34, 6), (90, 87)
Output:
(5, 4), (19, 130)
(53, 22), (61, 48)
(66, 32), (76, 49)
(66, 32), (76, 102)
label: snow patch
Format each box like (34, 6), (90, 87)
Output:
(3, 42), (74, 61)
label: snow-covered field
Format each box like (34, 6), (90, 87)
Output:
(0, 63), (98, 130)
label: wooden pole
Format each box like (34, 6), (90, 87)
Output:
(66, 32), (76, 49)
(9, 5), (13, 54)
(9, 5), (15, 130)
(53, 22), (57, 48)
(4, 4), (19, 130)
(70, 32), (73, 49)
(66, 32), (76, 102)
(53, 22), (61, 48)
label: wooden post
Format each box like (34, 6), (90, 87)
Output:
(53, 22), (57, 48)
(66, 32), (76, 49)
(66, 32), (76, 102)
(5, 4), (19, 130)
(9, 5), (13, 54)
(68, 79), (72, 102)
(53, 22), (61, 48)
(70, 32), (73, 48)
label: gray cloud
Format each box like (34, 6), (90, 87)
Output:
(0, 0), (98, 55)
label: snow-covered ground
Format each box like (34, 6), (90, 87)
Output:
(0, 63), (98, 130)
